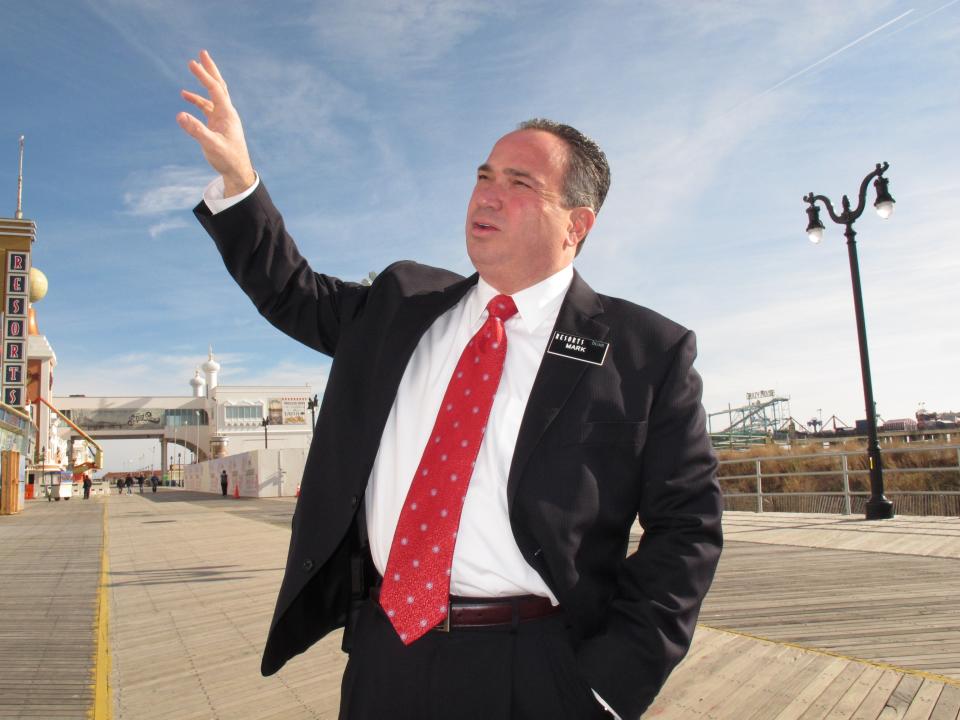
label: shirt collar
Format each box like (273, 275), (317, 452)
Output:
(472, 265), (574, 333)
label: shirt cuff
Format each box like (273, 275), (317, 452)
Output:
(202, 174), (260, 215)
(592, 689), (620, 718)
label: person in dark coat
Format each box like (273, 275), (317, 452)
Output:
(82, 475), (92, 500)
(220, 469), (229, 496)
(124, 475), (133, 495)
(150, 474), (160, 493)
(180, 50), (722, 719)
(137, 475), (145, 494)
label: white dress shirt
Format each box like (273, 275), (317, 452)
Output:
(365, 268), (572, 601)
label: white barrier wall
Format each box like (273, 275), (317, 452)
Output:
(183, 448), (307, 497)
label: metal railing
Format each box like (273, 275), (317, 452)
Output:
(718, 444), (960, 516)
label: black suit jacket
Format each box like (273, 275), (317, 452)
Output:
(196, 182), (722, 719)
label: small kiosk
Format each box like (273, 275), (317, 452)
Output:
(0, 403), (34, 515)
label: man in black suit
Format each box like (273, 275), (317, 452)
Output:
(179, 50), (721, 719)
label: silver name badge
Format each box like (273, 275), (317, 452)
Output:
(547, 331), (609, 365)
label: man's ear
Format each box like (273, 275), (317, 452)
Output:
(565, 207), (596, 250)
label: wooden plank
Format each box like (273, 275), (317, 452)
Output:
(902, 680), (946, 720)
(795, 662), (866, 719)
(687, 639), (785, 717)
(928, 685), (960, 720)
(878, 675), (926, 720)
(645, 631), (747, 716)
(849, 670), (902, 719)
(826, 666), (885, 719)
(728, 645), (832, 720)
(771, 658), (853, 720)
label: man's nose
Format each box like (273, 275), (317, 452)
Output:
(475, 185), (502, 210)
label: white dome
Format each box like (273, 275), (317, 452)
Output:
(202, 346), (221, 373)
(190, 369), (206, 388)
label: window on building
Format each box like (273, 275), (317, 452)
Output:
(165, 409), (209, 427)
(225, 405), (262, 423)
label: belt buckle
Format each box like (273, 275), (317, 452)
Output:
(436, 603), (452, 633)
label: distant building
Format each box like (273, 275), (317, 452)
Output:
(53, 348), (317, 495)
(881, 418), (918, 433)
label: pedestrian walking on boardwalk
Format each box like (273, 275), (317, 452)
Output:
(220, 469), (229, 496)
(137, 475), (145, 494)
(116, 477), (124, 495)
(82, 475), (92, 500)
(150, 474), (160, 493)
(125, 476), (133, 495)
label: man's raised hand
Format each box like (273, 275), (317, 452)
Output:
(177, 50), (257, 197)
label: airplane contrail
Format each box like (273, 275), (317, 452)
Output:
(883, 0), (960, 39)
(754, 9), (915, 100)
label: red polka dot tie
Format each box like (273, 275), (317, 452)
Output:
(379, 294), (518, 644)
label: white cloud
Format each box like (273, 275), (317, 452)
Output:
(123, 165), (211, 216)
(233, 57), (368, 162)
(227, 360), (329, 393)
(82, 0), (197, 83)
(55, 349), (329, 400)
(148, 218), (189, 237)
(308, 0), (515, 74)
(55, 350), (213, 397)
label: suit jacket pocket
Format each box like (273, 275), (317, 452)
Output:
(564, 420), (648, 446)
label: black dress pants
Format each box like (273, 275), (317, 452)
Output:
(338, 598), (609, 720)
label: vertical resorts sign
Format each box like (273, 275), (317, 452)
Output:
(0, 219), (34, 407)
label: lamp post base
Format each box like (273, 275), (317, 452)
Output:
(864, 496), (894, 520)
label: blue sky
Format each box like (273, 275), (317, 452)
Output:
(3, 1), (958, 471)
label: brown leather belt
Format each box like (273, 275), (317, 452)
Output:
(370, 587), (560, 631)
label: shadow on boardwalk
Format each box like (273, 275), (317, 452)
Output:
(120, 488), (263, 504)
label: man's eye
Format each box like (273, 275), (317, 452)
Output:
(512, 179), (530, 188)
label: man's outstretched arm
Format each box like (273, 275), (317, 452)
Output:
(178, 50), (368, 357)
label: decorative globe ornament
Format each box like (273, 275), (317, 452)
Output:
(29, 267), (48, 303)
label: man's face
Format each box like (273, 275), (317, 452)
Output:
(465, 129), (582, 294)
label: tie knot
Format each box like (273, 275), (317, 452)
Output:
(486, 295), (518, 322)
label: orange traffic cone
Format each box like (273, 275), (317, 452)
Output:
(233, 482), (240, 499)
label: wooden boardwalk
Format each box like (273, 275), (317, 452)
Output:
(699, 541), (960, 678)
(3, 495), (959, 718)
(645, 512), (960, 719)
(648, 627), (960, 719)
(0, 496), (102, 719)
(106, 492), (345, 719)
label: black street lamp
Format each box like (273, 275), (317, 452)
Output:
(307, 394), (318, 431)
(803, 162), (895, 520)
(262, 416), (270, 449)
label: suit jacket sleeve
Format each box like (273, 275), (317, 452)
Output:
(193, 181), (367, 356)
(577, 330), (722, 719)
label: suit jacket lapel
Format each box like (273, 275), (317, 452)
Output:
(507, 271), (608, 507)
(366, 273), (479, 456)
